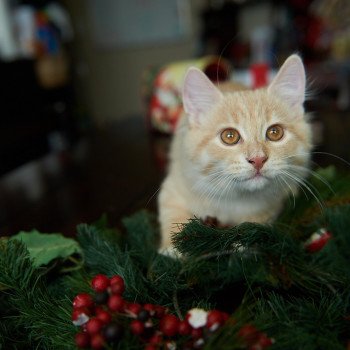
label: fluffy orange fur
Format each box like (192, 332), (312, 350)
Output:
(158, 55), (313, 251)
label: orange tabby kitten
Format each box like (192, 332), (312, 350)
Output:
(158, 54), (312, 251)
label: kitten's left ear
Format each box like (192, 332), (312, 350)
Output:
(182, 67), (223, 124)
(268, 54), (305, 109)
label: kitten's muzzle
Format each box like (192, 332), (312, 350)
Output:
(247, 156), (268, 172)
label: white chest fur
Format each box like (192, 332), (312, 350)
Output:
(189, 191), (281, 225)
(177, 164), (284, 225)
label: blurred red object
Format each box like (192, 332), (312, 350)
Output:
(250, 63), (269, 89)
(142, 56), (230, 134)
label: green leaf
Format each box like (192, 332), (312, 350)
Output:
(10, 230), (82, 267)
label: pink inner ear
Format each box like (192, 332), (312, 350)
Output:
(268, 55), (305, 108)
(183, 67), (222, 119)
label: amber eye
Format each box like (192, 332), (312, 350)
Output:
(266, 124), (284, 141)
(220, 128), (240, 145)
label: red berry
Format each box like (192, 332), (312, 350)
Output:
(86, 318), (104, 335)
(191, 328), (203, 339)
(221, 312), (230, 323)
(110, 275), (124, 286)
(91, 274), (110, 292)
(127, 303), (142, 317)
(238, 324), (259, 345)
(73, 293), (94, 309)
(108, 294), (125, 312)
(94, 306), (104, 314)
(130, 320), (145, 335)
(90, 333), (105, 349)
(155, 305), (167, 318)
(145, 345), (157, 350)
(110, 283), (125, 295)
(178, 320), (192, 335)
(306, 231), (332, 253)
(75, 332), (90, 348)
(206, 310), (224, 330)
(72, 307), (90, 326)
(159, 314), (179, 337)
(96, 309), (112, 324)
(144, 304), (156, 316)
(256, 333), (274, 348)
(149, 333), (162, 344)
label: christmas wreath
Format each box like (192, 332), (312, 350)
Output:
(1, 166), (350, 350)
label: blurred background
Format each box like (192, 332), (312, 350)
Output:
(1, 0), (350, 237)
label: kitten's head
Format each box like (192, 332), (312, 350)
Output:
(182, 54), (312, 194)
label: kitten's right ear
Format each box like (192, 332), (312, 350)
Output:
(182, 67), (223, 124)
(267, 54), (305, 109)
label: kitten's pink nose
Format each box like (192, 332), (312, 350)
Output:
(247, 156), (268, 171)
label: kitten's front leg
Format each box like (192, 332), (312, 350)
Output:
(158, 177), (192, 253)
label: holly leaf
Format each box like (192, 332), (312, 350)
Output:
(10, 230), (82, 267)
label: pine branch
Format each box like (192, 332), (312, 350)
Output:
(123, 210), (159, 266)
(250, 292), (350, 350)
(77, 223), (149, 302)
(0, 239), (75, 349)
(173, 211), (350, 297)
(0, 239), (38, 292)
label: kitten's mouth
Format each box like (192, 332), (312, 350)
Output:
(238, 173), (266, 182)
(241, 172), (270, 187)
(249, 171), (267, 181)
(235, 171), (270, 185)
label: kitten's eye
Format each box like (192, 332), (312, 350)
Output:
(220, 128), (240, 145)
(266, 124), (284, 141)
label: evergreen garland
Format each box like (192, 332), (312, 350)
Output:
(1, 167), (350, 349)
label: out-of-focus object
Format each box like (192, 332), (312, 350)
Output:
(250, 25), (273, 66)
(0, 1), (73, 62)
(0, 0), (19, 60)
(88, 0), (191, 49)
(0, 2), (76, 176)
(45, 2), (74, 42)
(249, 25), (273, 89)
(231, 68), (276, 89)
(312, 0), (350, 60)
(250, 63), (269, 89)
(33, 9), (70, 88)
(13, 5), (36, 58)
(35, 51), (69, 89)
(144, 56), (230, 134)
(312, 0), (350, 31)
(312, 0), (350, 109)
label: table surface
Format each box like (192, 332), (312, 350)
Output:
(0, 117), (165, 237)
(1, 106), (350, 237)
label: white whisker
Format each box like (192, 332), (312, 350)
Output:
(288, 164), (335, 194)
(146, 187), (160, 206)
(280, 170), (324, 211)
(277, 175), (296, 208)
(312, 151), (350, 168)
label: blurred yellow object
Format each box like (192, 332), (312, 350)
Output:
(331, 30), (350, 61)
(35, 51), (69, 89)
(145, 56), (230, 134)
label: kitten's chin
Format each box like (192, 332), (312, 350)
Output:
(240, 175), (270, 192)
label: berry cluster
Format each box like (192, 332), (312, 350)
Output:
(304, 228), (332, 253)
(73, 274), (127, 349)
(72, 274), (273, 350)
